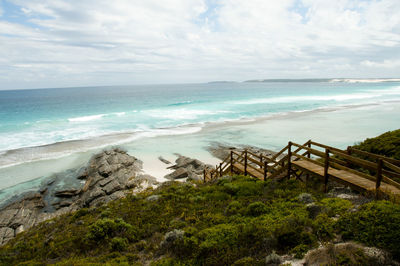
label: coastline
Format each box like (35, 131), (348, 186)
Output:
(0, 100), (399, 204)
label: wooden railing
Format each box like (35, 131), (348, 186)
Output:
(203, 140), (400, 199)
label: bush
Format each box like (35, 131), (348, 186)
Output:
(232, 257), (256, 265)
(338, 201), (400, 259)
(86, 218), (136, 241)
(353, 129), (400, 160)
(246, 201), (268, 216)
(110, 237), (128, 251)
(320, 198), (352, 217)
(225, 201), (242, 216)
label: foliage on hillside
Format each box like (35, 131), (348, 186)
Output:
(0, 175), (399, 265)
(354, 129), (400, 160)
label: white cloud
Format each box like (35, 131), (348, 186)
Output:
(0, 0), (399, 89)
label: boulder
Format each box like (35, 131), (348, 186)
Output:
(103, 180), (122, 195)
(160, 229), (184, 250)
(54, 189), (80, 198)
(0, 227), (14, 245)
(265, 251), (281, 266)
(298, 193), (314, 204)
(146, 195), (161, 202)
(165, 168), (189, 180)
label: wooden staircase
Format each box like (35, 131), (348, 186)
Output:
(204, 140), (400, 199)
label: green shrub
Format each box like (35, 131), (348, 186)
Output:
(72, 208), (89, 220)
(353, 129), (400, 160)
(312, 214), (335, 241)
(232, 256), (256, 265)
(110, 237), (128, 251)
(291, 243), (309, 259)
(246, 201), (269, 216)
(225, 201), (242, 216)
(338, 201), (400, 259)
(197, 224), (240, 264)
(320, 198), (352, 217)
(86, 218), (136, 241)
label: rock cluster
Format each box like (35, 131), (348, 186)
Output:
(165, 155), (212, 181)
(207, 142), (277, 161)
(0, 148), (158, 246)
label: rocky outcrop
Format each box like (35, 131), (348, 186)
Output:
(0, 148), (158, 246)
(165, 155), (212, 181)
(207, 142), (277, 161)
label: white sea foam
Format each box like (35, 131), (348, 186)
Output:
(330, 78), (400, 83)
(68, 114), (105, 122)
(233, 87), (400, 105)
(115, 112), (126, 116)
(147, 108), (230, 120)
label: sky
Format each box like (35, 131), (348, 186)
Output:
(0, 0), (399, 90)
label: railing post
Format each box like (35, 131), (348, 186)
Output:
(244, 150), (248, 176)
(263, 161), (268, 181)
(230, 151), (233, 174)
(324, 148), (330, 192)
(287, 142), (292, 179)
(376, 159), (383, 199)
(203, 169), (206, 182)
(219, 162), (223, 177)
(307, 141), (311, 159)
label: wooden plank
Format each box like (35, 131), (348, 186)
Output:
(384, 160), (400, 174)
(292, 160), (400, 196)
(310, 141), (346, 154)
(349, 147), (400, 166)
(232, 163), (264, 180)
(291, 142), (326, 158)
(329, 149), (377, 171)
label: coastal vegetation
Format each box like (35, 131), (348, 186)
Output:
(354, 129), (400, 160)
(0, 130), (399, 265)
(0, 175), (399, 265)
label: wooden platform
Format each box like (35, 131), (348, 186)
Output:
(232, 163), (264, 180)
(293, 160), (400, 196)
(205, 140), (400, 200)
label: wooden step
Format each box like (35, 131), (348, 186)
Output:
(232, 163), (264, 180)
(292, 160), (400, 196)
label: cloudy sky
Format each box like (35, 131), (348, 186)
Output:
(0, 0), (399, 90)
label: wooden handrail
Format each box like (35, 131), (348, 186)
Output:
(270, 144), (289, 161)
(310, 141), (346, 154)
(203, 140), (400, 200)
(329, 149), (377, 171)
(384, 160), (400, 174)
(348, 147), (400, 166)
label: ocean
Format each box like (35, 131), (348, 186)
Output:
(1, 79), (400, 203)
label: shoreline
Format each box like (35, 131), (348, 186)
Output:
(1, 99), (399, 170)
(0, 100), (399, 201)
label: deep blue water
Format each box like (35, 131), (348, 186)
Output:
(1, 80), (400, 153)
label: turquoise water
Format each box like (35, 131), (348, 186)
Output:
(1, 80), (400, 154)
(0, 79), (400, 203)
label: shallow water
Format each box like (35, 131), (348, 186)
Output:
(0, 80), (399, 204)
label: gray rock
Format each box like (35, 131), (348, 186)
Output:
(165, 168), (189, 180)
(54, 189), (80, 198)
(159, 156), (171, 164)
(298, 193), (314, 204)
(146, 195), (161, 202)
(306, 203), (322, 219)
(87, 187), (105, 202)
(0, 227), (14, 245)
(0, 209), (18, 227)
(108, 191), (126, 201)
(161, 229), (184, 250)
(98, 178), (113, 187)
(103, 180), (122, 195)
(265, 251), (281, 266)
(0, 148), (153, 246)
